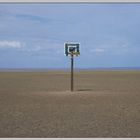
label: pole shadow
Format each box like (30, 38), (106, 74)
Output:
(76, 89), (93, 91)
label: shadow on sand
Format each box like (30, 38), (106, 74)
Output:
(77, 89), (93, 91)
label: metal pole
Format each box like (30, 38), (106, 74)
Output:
(71, 54), (74, 92)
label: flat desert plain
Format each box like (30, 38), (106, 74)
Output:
(0, 71), (140, 137)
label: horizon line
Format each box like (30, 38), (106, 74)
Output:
(0, 66), (140, 71)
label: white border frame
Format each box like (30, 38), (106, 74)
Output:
(0, 0), (140, 3)
(0, 1), (139, 140)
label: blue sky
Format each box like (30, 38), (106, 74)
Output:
(0, 4), (140, 68)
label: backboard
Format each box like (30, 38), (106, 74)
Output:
(64, 43), (80, 56)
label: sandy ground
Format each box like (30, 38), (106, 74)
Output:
(0, 71), (140, 137)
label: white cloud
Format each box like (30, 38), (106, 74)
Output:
(23, 46), (42, 52)
(121, 43), (129, 48)
(0, 40), (23, 49)
(91, 48), (105, 53)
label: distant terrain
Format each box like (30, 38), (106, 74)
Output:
(0, 71), (140, 137)
(1, 67), (140, 71)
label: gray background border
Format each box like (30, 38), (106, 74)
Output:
(0, 1), (139, 140)
(0, 0), (140, 3)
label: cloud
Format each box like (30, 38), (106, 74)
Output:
(121, 43), (129, 48)
(22, 46), (42, 52)
(90, 48), (105, 54)
(0, 40), (23, 49)
(15, 14), (49, 24)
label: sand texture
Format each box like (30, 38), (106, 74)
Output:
(0, 71), (140, 137)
